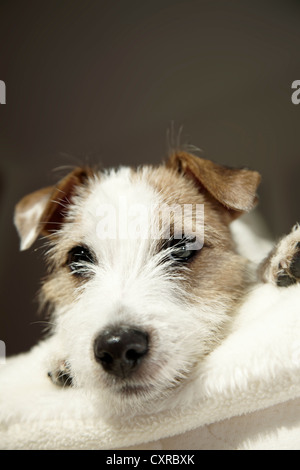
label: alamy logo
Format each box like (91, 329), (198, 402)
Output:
(0, 80), (6, 104)
(0, 340), (5, 364)
(94, 200), (205, 250)
(291, 80), (300, 105)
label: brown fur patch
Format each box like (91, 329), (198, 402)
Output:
(138, 164), (253, 317)
(39, 171), (98, 314)
(167, 151), (261, 215)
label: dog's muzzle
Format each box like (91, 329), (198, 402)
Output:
(93, 326), (149, 379)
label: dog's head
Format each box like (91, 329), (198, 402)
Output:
(14, 152), (260, 415)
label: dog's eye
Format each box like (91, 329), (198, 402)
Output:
(67, 245), (95, 274)
(165, 237), (198, 262)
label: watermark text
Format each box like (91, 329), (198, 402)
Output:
(291, 80), (300, 105)
(0, 80), (6, 104)
(0, 340), (6, 364)
(95, 200), (204, 250)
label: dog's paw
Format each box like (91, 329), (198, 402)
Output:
(260, 224), (300, 287)
(48, 360), (73, 387)
(276, 241), (300, 287)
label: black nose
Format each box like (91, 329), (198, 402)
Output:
(94, 326), (149, 378)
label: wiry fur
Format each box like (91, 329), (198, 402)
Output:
(37, 165), (253, 415)
(13, 152), (300, 417)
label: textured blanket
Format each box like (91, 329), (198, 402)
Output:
(1, 219), (300, 450)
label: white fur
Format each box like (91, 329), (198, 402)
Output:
(0, 278), (299, 449)
(49, 168), (229, 415)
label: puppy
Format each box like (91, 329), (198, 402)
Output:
(14, 151), (300, 416)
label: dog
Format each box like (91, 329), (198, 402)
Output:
(14, 151), (300, 416)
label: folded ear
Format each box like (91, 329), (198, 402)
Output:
(14, 167), (91, 251)
(167, 151), (261, 219)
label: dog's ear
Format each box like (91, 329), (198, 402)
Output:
(14, 167), (91, 250)
(167, 152), (261, 220)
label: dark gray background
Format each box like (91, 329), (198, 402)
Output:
(0, 0), (299, 356)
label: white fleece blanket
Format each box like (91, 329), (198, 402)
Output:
(1, 220), (300, 450)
